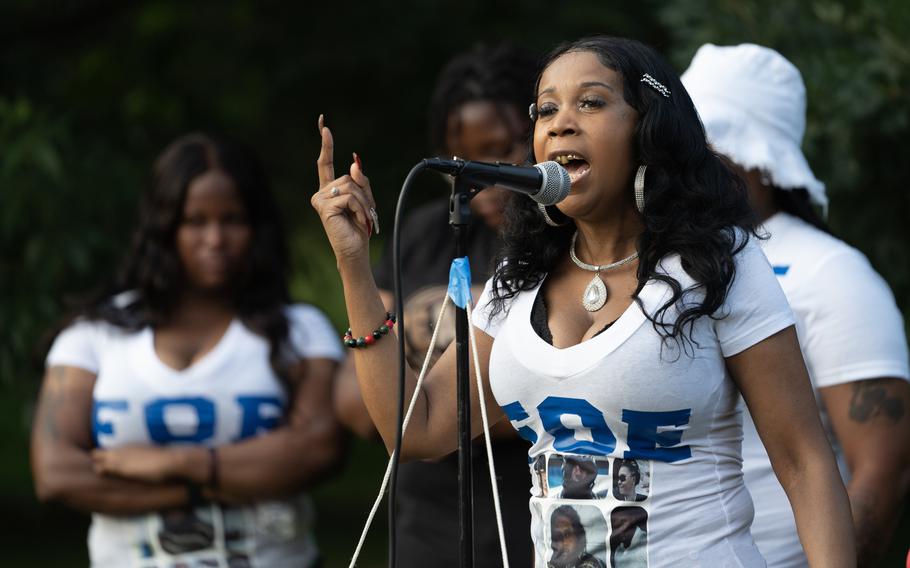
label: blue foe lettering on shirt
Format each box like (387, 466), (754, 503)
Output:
(235, 396), (284, 440)
(622, 408), (692, 462)
(772, 265), (790, 276)
(145, 397), (216, 444)
(502, 400), (539, 444)
(92, 399), (128, 447)
(503, 397), (693, 462)
(538, 396), (616, 456)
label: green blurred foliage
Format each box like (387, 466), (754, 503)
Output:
(1, 0), (908, 565)
(0, 97), (141, 386)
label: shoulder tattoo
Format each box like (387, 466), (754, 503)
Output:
(848, 379), (906, 423)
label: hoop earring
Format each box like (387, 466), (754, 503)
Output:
(634, 165), (646, 214)
(538, 203), (568, 227)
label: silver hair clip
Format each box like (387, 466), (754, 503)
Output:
(641, 73), (671, 98)
(529, 102), (538, 121)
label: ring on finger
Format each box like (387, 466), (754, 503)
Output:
(369, 207), (380, 235)
(330, 187), (340, 197)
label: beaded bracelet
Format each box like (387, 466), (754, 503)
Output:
(344, 312), (397, 348)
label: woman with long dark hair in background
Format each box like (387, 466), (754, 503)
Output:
(31, 133), (343, 567)
(312, 36), (855, 566)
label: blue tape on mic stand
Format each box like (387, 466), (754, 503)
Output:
(447, 257), (473, 309)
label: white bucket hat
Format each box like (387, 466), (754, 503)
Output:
(681, 43), (827, 208)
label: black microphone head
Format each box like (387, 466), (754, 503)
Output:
(532, 161), (571, 206)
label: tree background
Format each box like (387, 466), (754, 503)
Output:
(1, 1), (907, 565)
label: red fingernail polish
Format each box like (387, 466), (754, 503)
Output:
(354, 152), (363, 172)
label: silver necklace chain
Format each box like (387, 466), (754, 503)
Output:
(569, 231), (639, 273)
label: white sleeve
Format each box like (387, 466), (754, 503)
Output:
(45, 319), (102, 374)
(799, 249), (909, 387)
(714, 238), (797, 357)
(286, 305), (344, 361)
(471, 276), (506, 338)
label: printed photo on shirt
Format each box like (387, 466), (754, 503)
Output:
(143, 505), (258, 567)
(223, 506), (255, 563)
(253, 500), (299, 542)
(610, 506), (648, 567)
(547, 454), (611, 499)
(612, 459), (650, 502)
(534, 454), (549, 497)
(156, 508), (216, 555)
(547, 504), (607, 568)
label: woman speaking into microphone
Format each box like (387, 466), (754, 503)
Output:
(311, 36), (855, 567)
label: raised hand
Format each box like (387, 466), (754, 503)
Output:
(310, 114), (377, 263)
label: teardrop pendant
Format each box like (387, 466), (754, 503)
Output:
(582, 273), (608, 312)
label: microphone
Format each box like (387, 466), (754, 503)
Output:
(423, 158), (571, 206)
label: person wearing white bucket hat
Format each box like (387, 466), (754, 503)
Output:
(683, 43), (910, 568)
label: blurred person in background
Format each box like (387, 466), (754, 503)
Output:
(332, 44), (537, 567)
(683, 43), (910, 567)
(31, 133), (344, 567)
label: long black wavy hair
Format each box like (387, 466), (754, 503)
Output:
(85, 133), (293, 378)
(490, 36), (757, 345)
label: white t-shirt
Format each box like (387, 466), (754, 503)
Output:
(742, 212), (910, 567)
(474, 237), (795, 568)
(46, 303), (343, 568)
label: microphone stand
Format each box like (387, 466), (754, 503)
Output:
(450, 177), (475, 568)
(392, 158), (562, 568)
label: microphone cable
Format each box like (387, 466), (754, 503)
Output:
(388, 161), (427, 567)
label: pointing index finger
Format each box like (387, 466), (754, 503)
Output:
(317, 114), (335, 187)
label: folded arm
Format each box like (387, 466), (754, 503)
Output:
(92, 358), (345, 504)
(31, 365), (188, 515)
